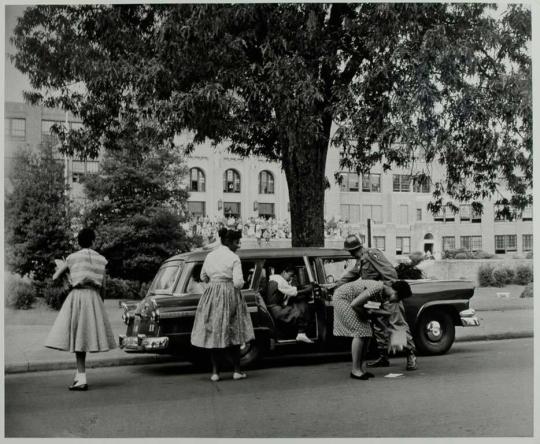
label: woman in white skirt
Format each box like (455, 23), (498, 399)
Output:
(45, 228), (116, 391)
(191, 228), (255, 381)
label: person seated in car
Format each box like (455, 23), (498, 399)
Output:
(267, 264), (314, 344)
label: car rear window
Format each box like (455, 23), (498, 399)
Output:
(150, 262), (183, 291)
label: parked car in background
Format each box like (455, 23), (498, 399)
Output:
(119, 248), (480, 366)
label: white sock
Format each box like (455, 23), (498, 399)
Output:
(76, 373), (87, 385)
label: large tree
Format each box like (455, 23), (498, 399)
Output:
(12, 3), (531, 246)
(5, 142), (74, 282)
(81, 143), (196, 281)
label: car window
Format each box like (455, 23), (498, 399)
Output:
(241, 260), (257, 290)
(150, 263), (183, 291)
(185, 263), (207, 295)
(322, 258), (355, 284)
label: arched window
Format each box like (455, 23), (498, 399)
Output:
(223, 169), (241, 193)
(189, 168), (206, 192)
(259, 170), (275, 194)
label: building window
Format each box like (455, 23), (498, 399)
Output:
(416, 208), (422, 221)
(72, 160), (99, 183)
(188, 201), (206, 218)
(434, 206), (455, 223)
(374, 236), (386, 251)
(396, 236), (411, 255)
(361, 173), (381, 192)
(258, 202), (275, 219)
(471, 208), (482, 223)
(442, 236), (455, 251)
(461, 236), (482, 251)
(522, 206), (532, 221)
(339, 172), (360, 192)
(363, 205), (383, 224)
(224, 202), (241, 218)
(223, 169), (241, 193)
(259, 170), (274, 194)
(5, 118), (26, 140)
(398, 204), (409, 224)
(340, 204), (360, 223)
(393, 174), (411, 192)
(494, 205), (515, 222)
(522, 234), (533, 252)
(189, 168), (206, 192)
(41, 119), (63, 145)
(413, 177), (430, 193)
(494, 235), (517, 254)
(459, 205), (471, 222)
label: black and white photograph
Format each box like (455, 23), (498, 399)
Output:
(2, 1), (536, 439)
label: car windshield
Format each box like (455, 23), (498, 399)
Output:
(150, 262), (183, 291)
(322, 258), (355, 284)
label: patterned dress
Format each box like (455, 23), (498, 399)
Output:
(333, 279), (384, 338)
(191, 245), (255, 349)
(45, 248), (116, 353)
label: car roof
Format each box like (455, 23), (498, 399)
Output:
(164, 247), (351, 263)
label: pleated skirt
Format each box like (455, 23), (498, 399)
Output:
(190, 281), (255, 349)
(45, 288), (117, 353)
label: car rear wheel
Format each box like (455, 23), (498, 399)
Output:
(414, 309), (455, 355)
(239, 340), (261, 367)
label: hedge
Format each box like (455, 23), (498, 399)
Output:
(5, 273), (36, 309)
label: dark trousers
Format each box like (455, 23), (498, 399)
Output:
(269, 301), (311, 333)
(371, 301), (416, 354)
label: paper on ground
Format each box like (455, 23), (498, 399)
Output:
(384, 373), (404, 378)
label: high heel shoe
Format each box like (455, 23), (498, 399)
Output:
(68, 382), (88, 391)
(350, 372), (370, 380)
(233, 372), (247, 380)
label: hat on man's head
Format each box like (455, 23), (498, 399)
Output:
(344, 234), (363, 251)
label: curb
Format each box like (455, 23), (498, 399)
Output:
(6, 354), (179, 375)
(5, 331), (534, 375)
(455, 331), (533, 343)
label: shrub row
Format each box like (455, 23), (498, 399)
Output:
(6, 272), (151, 311)
(478, 264), (533, 287)
(4, 273), (36, 309)
(443, 248), (494, 260)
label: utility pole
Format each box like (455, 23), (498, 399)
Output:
(367, 218), (372, 247)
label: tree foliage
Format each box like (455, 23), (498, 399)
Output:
(11, 3), (532, 246)
(5, 143), (74, 282)
(81, 143), (196, 282)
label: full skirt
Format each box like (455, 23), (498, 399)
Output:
(191, 281), (255, 349)
(45, 288), (117, 352)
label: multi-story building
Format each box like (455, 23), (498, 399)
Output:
(5, 101), (533, 259)
(4, 101), (97, 201)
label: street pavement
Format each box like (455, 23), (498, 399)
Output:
(4, 284), (533, 373)
(4, 338), (534, 437)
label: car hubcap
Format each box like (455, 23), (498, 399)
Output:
(426, 320), (442, 341)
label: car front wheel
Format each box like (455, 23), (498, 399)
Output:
(414, 309), (455, 355)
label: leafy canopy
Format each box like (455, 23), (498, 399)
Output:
(11, 3), (532, 237)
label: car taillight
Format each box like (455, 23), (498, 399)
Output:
(150, 310), (160, 323)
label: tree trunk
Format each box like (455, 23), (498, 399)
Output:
(283, 137), (329, 247)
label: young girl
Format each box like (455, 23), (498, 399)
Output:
(45, 228), (116, 390)
(190, 228), (255, 381)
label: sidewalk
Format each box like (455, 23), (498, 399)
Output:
(4, 285), (534, 374)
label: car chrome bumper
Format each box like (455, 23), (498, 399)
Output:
(119, 334), (169, 352)
(459, 309), (480, 327)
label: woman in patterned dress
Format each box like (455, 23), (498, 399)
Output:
(334, 279), (413, 379)
(45, 228), (116, 391)
(333, 279), (383, 380)
(191, 228), (255, 381)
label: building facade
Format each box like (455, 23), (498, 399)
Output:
(5, 101), (533, 259)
